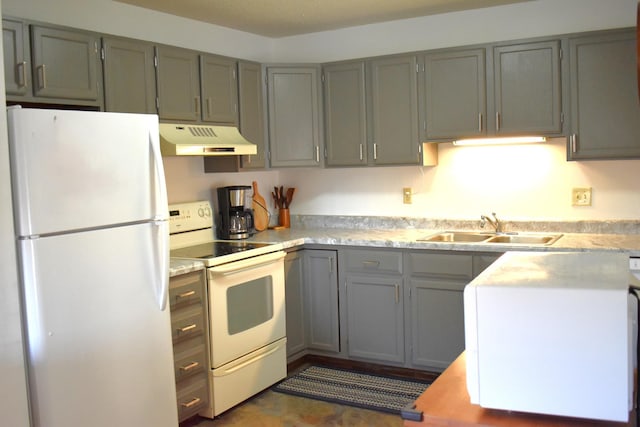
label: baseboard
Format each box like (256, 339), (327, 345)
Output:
(287, 354), (440, 383)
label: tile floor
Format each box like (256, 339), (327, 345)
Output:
(181, 389), (405, 427)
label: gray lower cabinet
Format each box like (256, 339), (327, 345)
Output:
(169, 270), (210, 422)
(322, 61), (368, 166)
(3, 18), (30, 97)
(422, 48), (486, 140)
(156, 46), (200, 122)
(267, 66), (322, 167)
(200, 54), (238, 124)
(304, 249), (339, 353)
(284, 250), (306, 357)
(369, 55), (420, 165)
(344, 248), (404, 364)
(102, 36), (156, 114)
(567, 29), (640, 160)
(30, 25), (101, 102)
(238, 61), (267, 169)
(492, 40), (563, 136)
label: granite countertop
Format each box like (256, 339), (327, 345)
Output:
(169, 258), (205, 277)
(244, 227), (640, 257)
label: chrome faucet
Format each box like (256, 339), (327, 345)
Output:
(480, 212), (502, 233)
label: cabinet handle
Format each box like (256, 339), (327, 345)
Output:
(395, 284), (400, 304)
(17, 61), (27, 87)
(181, 397), (201, 408)
(36, 64), (46, 89)
(315, 146), (320, 162)
(180, 361), (200, 371)
(571, 134), (577, 153)
(178, 324), (197, 333)
(495, 112), (500, 131)
(373, 143), (378, 160)
(328, 258), (333, 274)
(362, 260), (380, 268)
(478, 113), (483, 132)
(177, 290), (196, 299)
(359, 144), (363, 161)
(194, 96), (200, 115)
(206, 98), (212, 117)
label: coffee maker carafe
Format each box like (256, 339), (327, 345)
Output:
(217, 186), (255, 240)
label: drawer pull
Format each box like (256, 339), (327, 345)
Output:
(180, 361), (200, 371)
(362, 260), (380, 268)
(177, 290), (196, 299)
(178, 324), (197, 333)
(181, 397), (201, 408)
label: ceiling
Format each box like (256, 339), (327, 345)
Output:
(114, 0), (534, 38)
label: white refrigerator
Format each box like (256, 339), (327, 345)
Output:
(7, 107), (179, 427)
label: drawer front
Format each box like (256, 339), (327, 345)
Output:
(176, 376), (209, 422)
(345, 249), (403, 275)
(174, 344), (208, 382)
(169, 270), (205, 310)
(408, 252), (473, 280)
(171, 307), (205, 342)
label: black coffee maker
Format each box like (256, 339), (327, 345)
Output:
(217, 186), (255, 240)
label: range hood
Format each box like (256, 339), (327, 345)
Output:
(159, 123), (257, 156)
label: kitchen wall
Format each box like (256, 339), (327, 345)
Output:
(3, 0), (639, 222)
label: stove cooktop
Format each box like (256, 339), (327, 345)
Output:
(170, 240), (283, 267)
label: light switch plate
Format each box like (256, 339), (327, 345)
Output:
(572, 187), (592, 206)
(403, 187), (412, 204)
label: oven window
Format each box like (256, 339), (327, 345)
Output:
(226, 276), (274, 335)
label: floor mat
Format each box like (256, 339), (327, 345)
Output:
(272, 365), (430, 414)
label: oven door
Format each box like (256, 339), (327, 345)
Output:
(207, 250), (286, 368)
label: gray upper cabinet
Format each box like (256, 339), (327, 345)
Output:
(156, 46), (200, 122)
(567, 30), (640, 160)
(238, 61), (267, 169)
(322, 61), (367, 166)
(200, 54), (238, 125)
(422, 48), (486, 140)
(3, 19), (30, 97)
(304, 249), (339, 353)
(30, 25), (101, 102)
(369, 55), (420, 165)
(267, 66), (322, 167)
(102, 37), (156, 114)
(492, 40), (563, 135)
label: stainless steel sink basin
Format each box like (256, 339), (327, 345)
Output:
(417, 231), (494, 243)
(417, 231), (563, 246)
(486, 234), (563, 245)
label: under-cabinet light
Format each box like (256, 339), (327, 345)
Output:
(452, 136), (547, 146)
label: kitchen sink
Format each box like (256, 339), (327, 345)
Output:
(417, 231), (563, 246)
(417, 231), (494, 243)
(486, 234), (563, 245)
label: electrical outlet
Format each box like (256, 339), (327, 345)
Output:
(403, 187), (412, 204)
(572, 187), (592, 206)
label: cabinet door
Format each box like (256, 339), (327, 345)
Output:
(238, 61), (267, 169)
(346, 275), (404, 363)
(493, 40), (562, 135)
(304, 250), (339, 353)
(568, 30), (640, 160)
(3, 19), (30, 96)
(323, 61), (367, 166)
(409, 278), (466, 370)
(423, 49), (486, 139)
(156, 46), (200, 122)
(30, 25), (100, 101)
(369, 55), (420, 165)
(102, 37), (156, 114)
(267, 66), (322, 167)
(284, 251), (306, 357)
(200, 54), (238, 124)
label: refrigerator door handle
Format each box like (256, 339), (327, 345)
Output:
(154, 219), (169, 311)
(149, 130), (168, 221)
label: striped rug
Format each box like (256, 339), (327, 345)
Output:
(272, 365), (430, 414)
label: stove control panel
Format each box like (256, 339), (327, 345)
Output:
(168, 201), (213, 234)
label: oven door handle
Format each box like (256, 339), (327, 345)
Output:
(208, 251), (285, 276)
